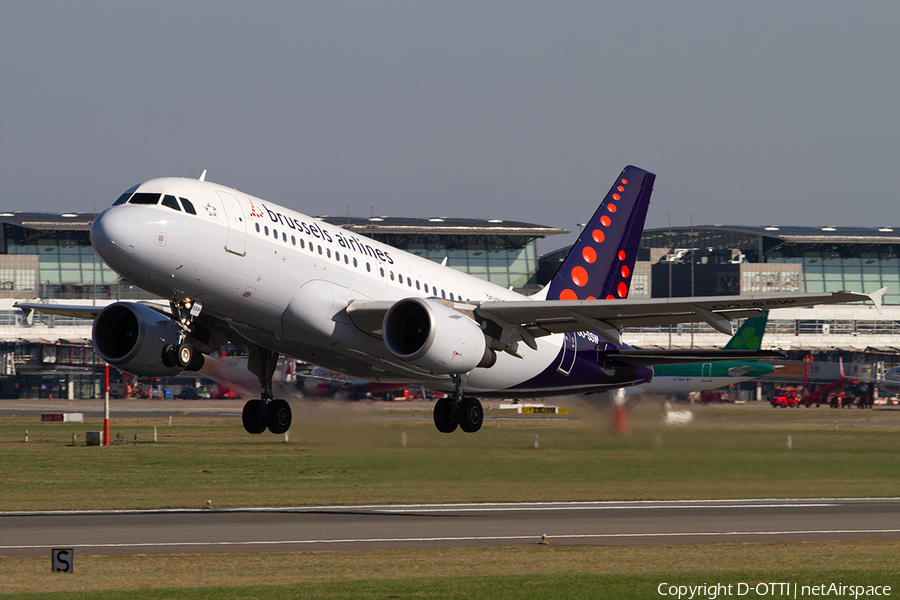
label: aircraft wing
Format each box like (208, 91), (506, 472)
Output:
(13, 301), (170, 323)
(14, 302), (106, 323)
(474, 289), (883, 346)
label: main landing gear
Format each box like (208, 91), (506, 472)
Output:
(433, 375), (483, 433)
(242, 345), (292, 435)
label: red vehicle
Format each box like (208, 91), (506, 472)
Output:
(770, 388), (800, 408)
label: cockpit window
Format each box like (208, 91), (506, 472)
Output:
(161, 195), (181, 211)
(112, 184), (140, 205)
(180, 197), (197, 215)
(128, 193), (161, 205)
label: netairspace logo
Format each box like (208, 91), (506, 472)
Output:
(657, 582), (893, 599)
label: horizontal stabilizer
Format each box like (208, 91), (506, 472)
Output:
(606, 349), (784, 367)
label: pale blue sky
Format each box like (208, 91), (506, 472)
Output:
(2, 1), (898, 252)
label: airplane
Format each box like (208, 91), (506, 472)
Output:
(627, 311), (778, 395)
(15, 166), (882, 436)
(300, 367), (407, 401)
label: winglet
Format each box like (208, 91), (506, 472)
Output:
(869, 287), (886, 315)
(199, 169), (207, 182)
(14, 302), (35, 325)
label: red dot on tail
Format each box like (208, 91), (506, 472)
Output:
(617, 282), (628, 298)
(582, 246), (597, 263)
(560, 288), (578, 301)
(600, 216), (611, 227)
(592, 230), (605, 243)
(621, 265), (630, 278)
(571, 266), (589, 287)
(618, 250), (626, 260)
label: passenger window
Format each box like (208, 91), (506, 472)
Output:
(273, 229), (278, 238)
(344, 255), (349, 264)
(291, 236), (296, 245)
(300, 238), (305, 249)
(424, 284), (429, 293)
(353, 258), (358, 267)
(255, 223), (261, 233)
(161, 195), (181, 211)
(366, 263), (371, 272)
(449, 292), (454, 301)
(335, 252), (340, 261)
(282, 232), (287, 242)
(265, 226), (269, 235)
(390, 271), (395, 281)
(318, 245), (322, 255)
(442, 290), (446, 299)
(327, 248), (331, 258)
(128, 193), (161, 205)
(407, 277), (412, 287)
(415, 280), (420, 290)
(180, 197), (197, 214)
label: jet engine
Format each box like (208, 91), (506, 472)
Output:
(92, 302), (191, 377)
(382, 297), (494, 374)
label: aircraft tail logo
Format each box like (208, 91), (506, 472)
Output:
(546, 165), (655, 301)
(723, 311), (769, 350)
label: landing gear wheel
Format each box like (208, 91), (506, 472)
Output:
(242, 400), (267, 434)
(459, 397), (483, 433)
(433, 397), (459, 433)
(176, 343), (194, 368)
(186, 351), (205, 372)
(162, 344), (177, 368)
(267, 399), (292, 434)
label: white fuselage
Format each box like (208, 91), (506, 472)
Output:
(92, 177), (567, 393)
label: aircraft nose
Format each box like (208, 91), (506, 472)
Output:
(91, 207), (140, 260)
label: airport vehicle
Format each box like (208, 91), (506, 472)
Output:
(627, 312), (777, 395)
(770, 388), (801, 407)
(16, 166), (880, 436)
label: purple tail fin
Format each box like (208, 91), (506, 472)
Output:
(546, 165), (655, 301)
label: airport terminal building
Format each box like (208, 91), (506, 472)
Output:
(2, 212), (900, 399)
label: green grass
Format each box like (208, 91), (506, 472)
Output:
(3, 402), (900, 510)
(2, 542), (900, 597)
(4, 402), (900, 597)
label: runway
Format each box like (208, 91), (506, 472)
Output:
(2, 498), (900, 556)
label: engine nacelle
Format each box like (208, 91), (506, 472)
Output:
(92, 302), (186, 377)
(382, 297), (494, 374)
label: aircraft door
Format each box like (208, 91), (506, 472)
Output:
(216, 191), (247, 257)
(557, 332), (577, 376)
(702, 362), (712, 382)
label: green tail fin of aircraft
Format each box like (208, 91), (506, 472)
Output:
(722, 310), (769, 351)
